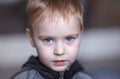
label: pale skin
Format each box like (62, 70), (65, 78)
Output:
(26, 14), (82, 72)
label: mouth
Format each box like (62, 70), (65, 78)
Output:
(53, 60), (66, 66)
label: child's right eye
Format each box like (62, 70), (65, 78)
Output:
(43, 38), (53, 44)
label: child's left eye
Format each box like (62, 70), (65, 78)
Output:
(66, 37), (74, 42)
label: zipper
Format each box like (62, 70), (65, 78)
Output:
(59, 72), (64, 79)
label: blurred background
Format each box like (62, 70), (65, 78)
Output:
(0, 0), (120, 79)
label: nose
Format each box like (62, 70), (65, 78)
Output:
(54, 42), (65, 56)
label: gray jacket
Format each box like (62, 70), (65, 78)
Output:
(11, 56), (94, 79)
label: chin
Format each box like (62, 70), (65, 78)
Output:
(52, 66), (68, 72)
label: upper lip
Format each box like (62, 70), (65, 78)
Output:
(54, 59), (66, 62)
(54, 60), (64, 62)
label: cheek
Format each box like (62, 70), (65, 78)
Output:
(36, 47), (51, 63)
(35, 43), (53, 59)
(69, 47), (79, 57)
(67, 40), (80, 57)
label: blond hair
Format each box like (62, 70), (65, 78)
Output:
(26, 0), (84, 31)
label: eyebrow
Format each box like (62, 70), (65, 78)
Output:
(65, 34), (80, 37)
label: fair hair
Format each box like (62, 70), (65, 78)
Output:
(26, 0), (84, 31)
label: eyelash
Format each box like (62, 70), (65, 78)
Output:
(43, 38), (53, 44)
(66, 37), (75, 42)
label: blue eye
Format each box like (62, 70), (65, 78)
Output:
(66, 37), (74, 42)
(44, 38), (53, 44)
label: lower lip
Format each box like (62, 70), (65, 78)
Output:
(54, 60), (66, 66)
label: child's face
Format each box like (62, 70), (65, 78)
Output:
(27, 16), (81, 72)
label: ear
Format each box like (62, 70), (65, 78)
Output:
(26, 28), (35, 47)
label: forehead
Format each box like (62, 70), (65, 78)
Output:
(32, 13), (80, 36)
(32, 11), (80, 29)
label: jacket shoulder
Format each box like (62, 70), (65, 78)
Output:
(11, 69), (44, 79)
(72, 72), (94, 79)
